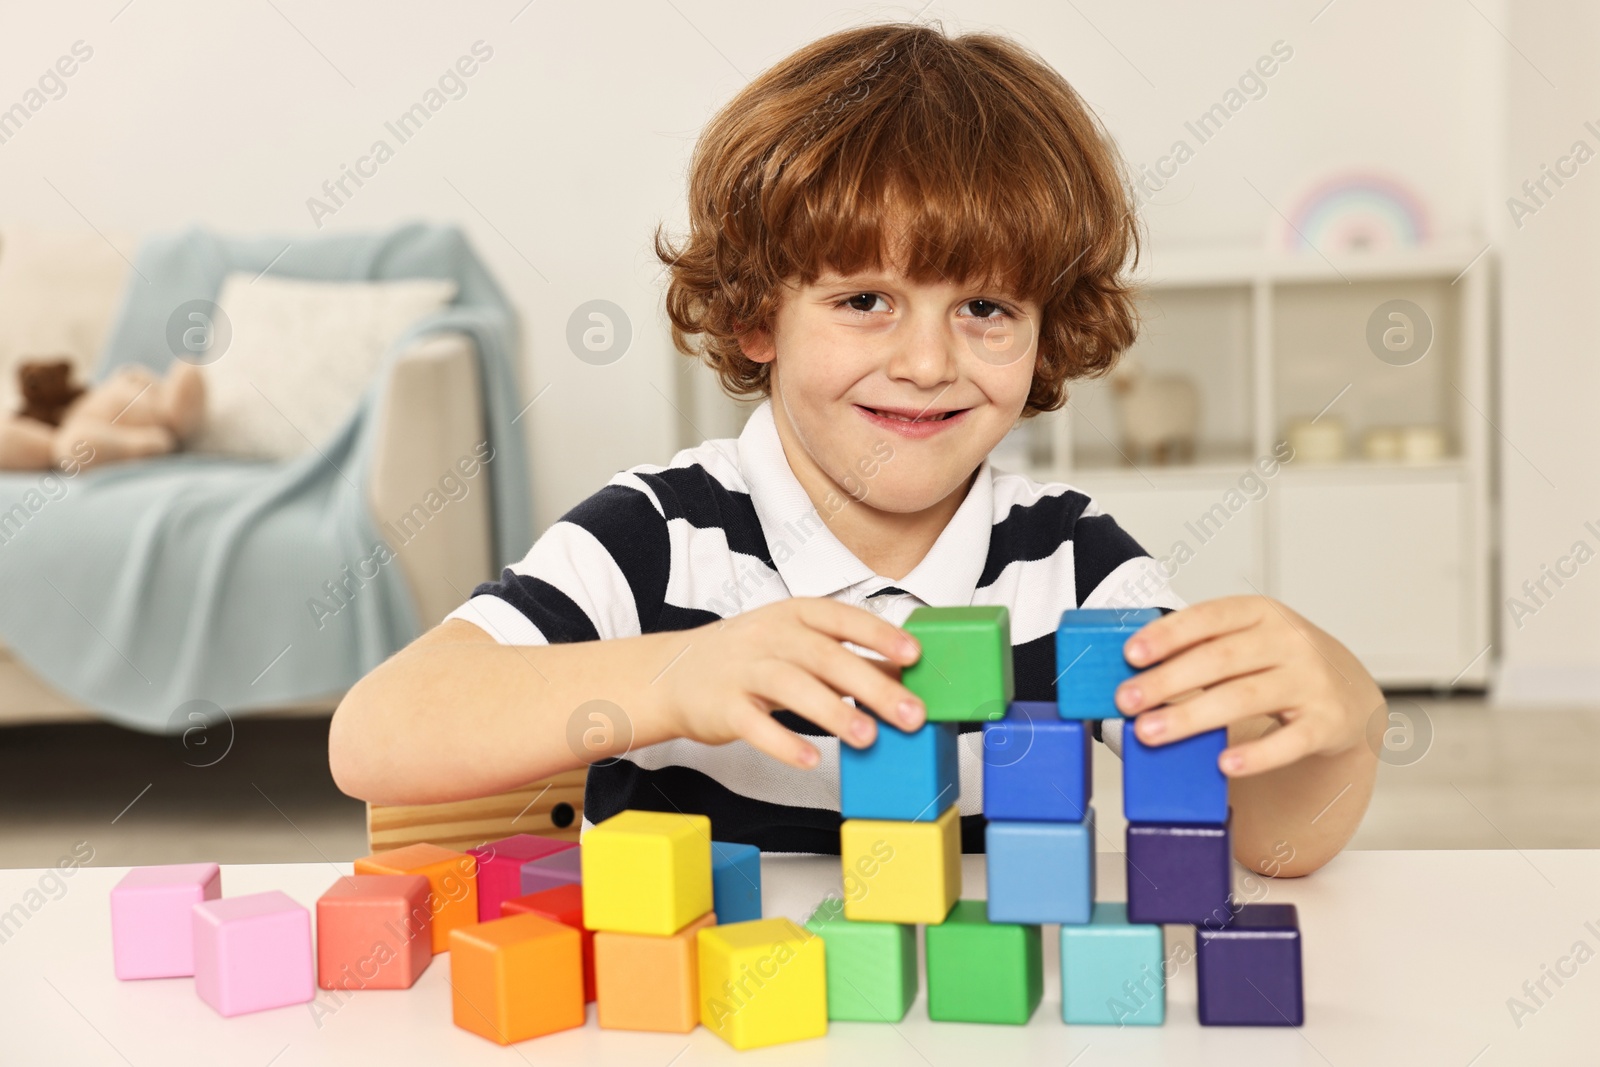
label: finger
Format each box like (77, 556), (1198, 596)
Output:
(1118, 631), (1276, 715)
(1219, 718), (1317, 777)
(735, 705), (824, 770)
(792, 632), (925, 731)
(795, 597), (921, 667)
(751, 661), (878, 748)
(1124, 597), (1266, 668)
(1129, 669), (1289, 746)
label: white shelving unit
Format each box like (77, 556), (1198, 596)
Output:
(1021, 242), (1493, 689)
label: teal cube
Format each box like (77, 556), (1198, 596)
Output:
(804, 897), (916, 1022)
(1060, 902), (1165, 1025)
(925, 899), (1042, 1024)
(902, 606), (1014, 722)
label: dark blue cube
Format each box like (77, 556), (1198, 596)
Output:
(1125, 818), (1234, 927)
(1124, 726), (1228, 824)
(982, 701), (1091, 822)
(1056, 609), (1162, 720)
(1197, 903), (1304, 1026)
(840, 715), (959, 821)
(709, 841), (763, 924)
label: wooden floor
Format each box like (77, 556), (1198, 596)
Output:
(1, 696), (1596, 869)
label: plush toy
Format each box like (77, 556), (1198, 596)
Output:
(0, 358), (205, 473)
(1110, 359), (1199, 467)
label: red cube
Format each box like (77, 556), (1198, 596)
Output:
(315, 875), (432, 991)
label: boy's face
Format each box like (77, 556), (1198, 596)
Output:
(741, 266), (1041, 515)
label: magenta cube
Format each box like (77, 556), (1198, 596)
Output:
(110, 863), (221, 979)
(193, 891), (314, 1016)
(520, 846), (583, 895)
(469, 834), (576, 922)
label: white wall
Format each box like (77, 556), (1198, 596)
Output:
(3, 0), (1591, 695)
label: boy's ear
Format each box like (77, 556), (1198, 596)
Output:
(735, 326), (776, 365)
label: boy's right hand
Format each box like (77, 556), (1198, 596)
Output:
(656, 597), (926, 770)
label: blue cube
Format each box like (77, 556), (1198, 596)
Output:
(840, 717), (959, 821)
(709, 841), (763, 925)
(1125, 818), (1234, 927)
(984, 808), (1096, 925)
(1198, 903), (1304, 1026)
(1060, 902), (1165, 1025)
(982, 702), (1091, 822)
(1124, 726), (1228, 824)
(1055, 608), (1161, 719)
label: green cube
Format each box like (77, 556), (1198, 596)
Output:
(901, 606), (1014, 722)
(925, 899), (1042, 1024)
(804, 898), (917, 1022)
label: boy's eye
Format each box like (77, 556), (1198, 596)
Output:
(839, 293), (886, 314)
(963, 298), (1013, 320)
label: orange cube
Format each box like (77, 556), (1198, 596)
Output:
(502, 884), (595, 1002)
(593, 911), (716, 1032)
(315, 875), (432, 991)
(354, 843), (477, 954)
(450, 913), (585, 1045)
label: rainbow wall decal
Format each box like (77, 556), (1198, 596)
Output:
(1280, 173), (1431, 253)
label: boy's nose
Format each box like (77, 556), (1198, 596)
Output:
(884, 320), (960, 389)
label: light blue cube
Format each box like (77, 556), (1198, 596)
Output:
(710, 841), (762, 924)
(1060, 902), (1165, 1025)
(1124, 725), (1229, 824)
(984, 808), (1096, 924)
(840, 717), (959, 821)
(1055, 608), (1162, 719)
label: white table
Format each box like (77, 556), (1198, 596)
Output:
(2, 850), (1592, 1065)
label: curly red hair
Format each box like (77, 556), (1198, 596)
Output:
(654, 21), (1143, 416)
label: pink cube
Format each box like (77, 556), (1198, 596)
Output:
(193, 891), (314, 1016)
(520, 847), (583, 895)
(110, 863), (221, 979)
(316, 875), (433, 991)
(470, 834), (576, 922)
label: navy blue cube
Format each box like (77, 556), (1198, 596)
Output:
(1125, 818), (1234, 927)
(1124, 726), (1228, 824)
(982, 701), (1091, 822)
(840, 716), (959, 821)
(709, 841), (763, 924)
(1055, 608), (1162, 719)
(1197, 903), (1304, 1026)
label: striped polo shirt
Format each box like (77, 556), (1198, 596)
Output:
(444, 400), (1183, 853)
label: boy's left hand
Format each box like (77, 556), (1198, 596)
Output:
(1114, 595), (1382, 777)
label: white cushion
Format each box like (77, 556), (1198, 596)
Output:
(189, 273), (457, 460)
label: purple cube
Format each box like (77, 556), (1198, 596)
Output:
(982, 701), (1091, 822)
(520, 846), (583, 895)
(470, 834), (576, 921)
(1198, 903), (1304, 1026)
(1125, 819), (1234, 927)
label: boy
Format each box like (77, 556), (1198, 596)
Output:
(330, 23), (1379, 877)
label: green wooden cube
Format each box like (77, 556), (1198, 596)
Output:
(901, 606), (1014, 722)
(925, 899), (1042, 1024)
(804, 898), (917, 1022)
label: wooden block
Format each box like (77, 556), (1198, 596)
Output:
(1055, 608), (1161, 719)
(316, 875), (432, 991)
(468, 833), (575, 922)
(804, 897), (916, 1022)
(502, 884), (594, 1002)
(981, 701), (1091, 821)
(520, 847), (583, 895)
(192, 891), (315, 1017)
(698, 918), (827, 1050)
(593, 911), (716, 1031)
(110, 863), (220, 979)
(1198, 903), (1304, 1026)
(365, 770), (585, 853)
(1125, 818), (1235, 926)
(839, 804), (960, 924)
(449, 913), (584, 1044)
(1060, 902), (1165, 1025)
(839, 717), (959, 820)
(985, 809), (1096, 924)
(901, 606), (1013, 722)
(710, 842), (763, 925)
(925, 899), (1042, 1025)
(354, 843), (477, 954)
(1124, 726), (1228, 824)
(581, 810), (712, 935)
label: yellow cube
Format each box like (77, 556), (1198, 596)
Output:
(581, 810), (712, 935)
(698, 918), (827, 1050)
(839, 804), (960, 924)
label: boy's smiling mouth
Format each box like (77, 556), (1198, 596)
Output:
(854, 403), (970, 437)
